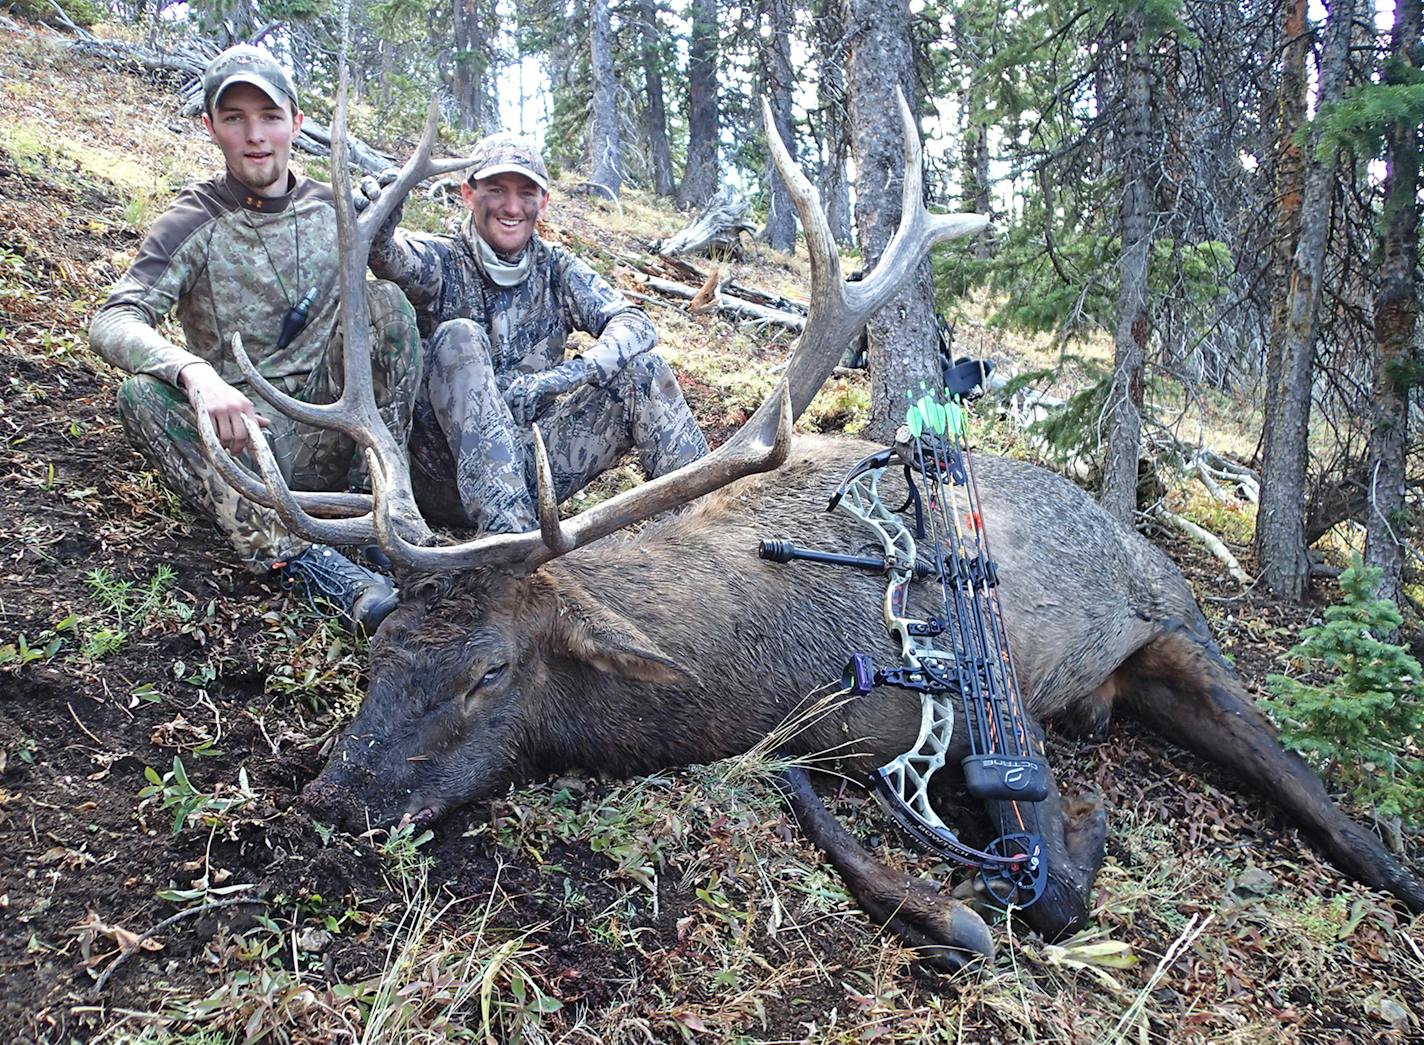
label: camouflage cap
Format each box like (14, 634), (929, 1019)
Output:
(203, 45), (298, 115)
(467, 132), (549, 192)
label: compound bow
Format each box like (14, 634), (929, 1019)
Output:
(760, 360), (1050, 908)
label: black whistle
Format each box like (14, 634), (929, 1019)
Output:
(276, 286), (319, 351)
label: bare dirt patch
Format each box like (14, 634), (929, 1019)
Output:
(1, 22), (1421, 1045)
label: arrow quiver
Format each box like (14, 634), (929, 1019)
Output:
(758, 360), (1050, 909)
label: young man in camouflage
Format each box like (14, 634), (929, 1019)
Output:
(89, 45), (421, 632)
(366, 133), (708, 532)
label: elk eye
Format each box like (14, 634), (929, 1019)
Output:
(479, 663), (508, 687)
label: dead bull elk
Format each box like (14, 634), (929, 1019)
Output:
(197, 84), (1424, 968)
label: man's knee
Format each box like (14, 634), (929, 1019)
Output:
(425, 318), (494, 384)
(368, 279), (423, 383)
(610, 351), (678, 397)
(116, 374), (190, 446)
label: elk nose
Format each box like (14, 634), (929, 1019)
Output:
(301, 777), (360, 829)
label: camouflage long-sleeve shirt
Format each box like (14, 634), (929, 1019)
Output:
(369, 214), (655, 386)
(90, 172), (343, 390)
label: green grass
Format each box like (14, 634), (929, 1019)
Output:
(0, 120), (183, 230)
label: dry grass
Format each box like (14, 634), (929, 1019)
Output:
(3, 21), (1422, 1045)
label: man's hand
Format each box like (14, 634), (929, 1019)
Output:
(179, 361), (270, 456)
(354, 168), (404, 248)
(502, 360), (592, 425)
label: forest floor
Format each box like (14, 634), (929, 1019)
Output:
(2, 18), (1422, 1045)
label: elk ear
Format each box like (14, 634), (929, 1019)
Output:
(546, 581), (692, 686)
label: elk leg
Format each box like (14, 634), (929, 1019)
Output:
(777, 766), (994, 971)
(975, 730), (1106, 940)
(1119, 622), (1424, 912)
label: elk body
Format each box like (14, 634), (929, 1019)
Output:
(300, 435), (1424, 963)
(198, 82), (1424, 967)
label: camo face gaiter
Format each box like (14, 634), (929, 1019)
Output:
(466, 215), (532, 288)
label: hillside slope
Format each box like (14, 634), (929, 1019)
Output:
(0, 21), (1420, 1044)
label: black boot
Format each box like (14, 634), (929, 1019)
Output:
(273, 545), (398, 633)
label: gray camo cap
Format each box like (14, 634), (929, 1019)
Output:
(203, 45), (298, 115)
(467, 132), (549, 191)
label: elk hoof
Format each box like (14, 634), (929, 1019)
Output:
(855, 867), (994, 972)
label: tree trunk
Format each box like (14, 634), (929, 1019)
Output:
(638, 0), (676, 197)
(588, 0), (623, 197)
(450, 0), (494, 134)
(1100, 12), (1153, 526)
(679, 0), (719, 207)
(1364, 0), (1422, 608)
(845, 0), (939, 444)
(1257, 0), (1352, 602)
(1254, 0), (1311, 597)
(954, 7), (991, 260)
(815, 0), (853, 246)
(761, 0), (798, 253)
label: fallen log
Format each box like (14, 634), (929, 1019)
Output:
(636, 274), (804, 330)
(652, 185), (754, 259)
(1151, 503), (1252, 587)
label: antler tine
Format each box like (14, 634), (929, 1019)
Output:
(531, 424), (573, 553)
(238, 410), (380, 544)
(227, 331), (359, 434)
(357, 98), (471, 245)
(845, 89), (990, 321)
(192, 385), (373, 518)
(760, 95), (846, 323)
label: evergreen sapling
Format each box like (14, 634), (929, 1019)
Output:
(1263, 555), (1423, 830)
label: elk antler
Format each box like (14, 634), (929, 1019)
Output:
(201, 78), (988, 574)
(370, 89), (989, 571)
(194, 81), (471, 548)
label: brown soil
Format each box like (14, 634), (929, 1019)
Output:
(1, 23), (1421, 1045)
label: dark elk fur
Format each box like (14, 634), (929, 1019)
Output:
(304, 436), (1424, 966)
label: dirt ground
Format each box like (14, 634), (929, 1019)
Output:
(1, 21), (1422, 1045)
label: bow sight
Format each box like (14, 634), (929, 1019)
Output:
(758, 359), (1050, 909)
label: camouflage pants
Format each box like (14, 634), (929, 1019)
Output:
(409, 317), (709, 532)
(116, 280), (422, 571)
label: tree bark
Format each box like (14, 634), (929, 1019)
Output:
(450, 0), (496, 134)
(638, 0), (676, 197)
(1100, 12), (1153, 526)
(1254, 0), (1311, 597)
(1364, 0), (1422, 608)
(815, 0), (853, 246)
(1256, 0), (1353, 602)
(679, 0), (719, 207)
(761, 0), (798, 253)
(845, 0), (939, 444)
(588, 0), (623, 197)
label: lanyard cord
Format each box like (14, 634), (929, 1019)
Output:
(240, 202), (302, 307)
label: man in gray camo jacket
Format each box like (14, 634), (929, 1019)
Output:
(89, 45), (420, 632)
(366, 132), (709, 533)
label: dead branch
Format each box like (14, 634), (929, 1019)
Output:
(653, 185), (754, 259)
(91, 896), (267, 993)
(1151, 502), (1251, 586)
(637, 274), (805, 329)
